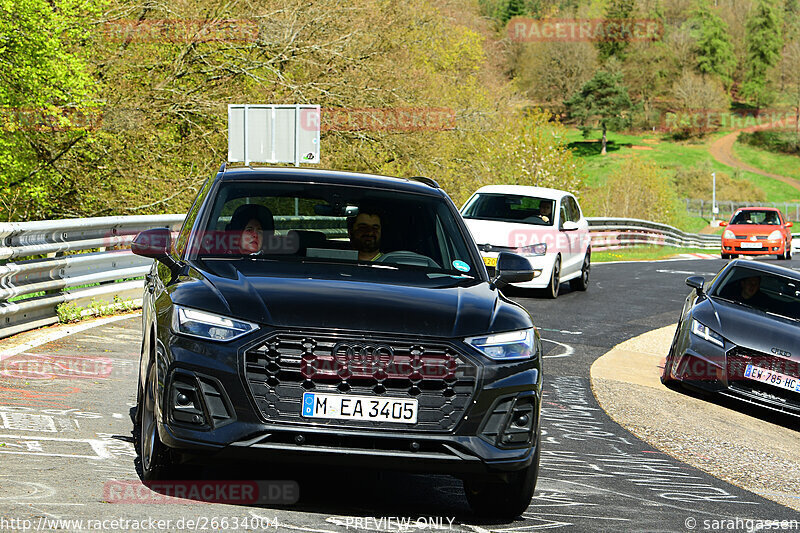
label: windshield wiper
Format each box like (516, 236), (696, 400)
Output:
(711, 295), (757, 310)
(766, 310), (800, 323)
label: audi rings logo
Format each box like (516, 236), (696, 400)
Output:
(332, 342), (394, 370)
(771, 347), (792, 358)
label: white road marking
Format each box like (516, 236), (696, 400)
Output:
(541, 339), (574, 359)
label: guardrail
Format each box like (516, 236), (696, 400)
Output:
(586, 217), (719, 251)
(0, 214), (725, 339)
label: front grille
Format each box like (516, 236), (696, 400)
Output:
(727, 347), (800, 408)
(244, 331), (479, 431)
(734, 235), (768, 240)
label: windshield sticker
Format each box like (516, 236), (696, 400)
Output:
(452, 260), (471, 272)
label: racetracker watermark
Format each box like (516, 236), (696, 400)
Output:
(507, 17), (663, 42)
(659, 108), (799, 134)
(0, 354), (113, 380)
(684, 515), (799, 532)
(103, 480), (299, 505)
(99, 19), (259, 43)
(300, 107), (456, 132)
(507, 227), (591, 254)
(0, 107), (103, 133)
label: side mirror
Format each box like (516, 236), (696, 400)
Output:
(132, 228), (180, 272)
(561, 221), (579, 231)
(685, 276), (705, 295)
(492, 252), (535, 289)
(719, 221), (728, 227)
(787, 221), (793, 228)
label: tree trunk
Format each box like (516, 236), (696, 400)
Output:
(795, 104), (799, 139)
(601, 123), (607, 155)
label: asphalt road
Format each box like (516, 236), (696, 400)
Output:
(1, 257), (798, 533)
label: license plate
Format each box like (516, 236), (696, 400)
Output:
(740, 242), (762, 249)
(483, 256), (497, 267)
(744, 364), (800, 393)
(301, 392), (418, 424)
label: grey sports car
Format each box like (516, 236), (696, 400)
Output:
(662, 259), (800, 416)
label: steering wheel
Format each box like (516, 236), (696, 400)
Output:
(376, 251), (440, 268)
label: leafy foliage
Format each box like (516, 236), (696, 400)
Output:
(581, 158), (680, 225)
(564, 69), (633, 154)
(690, 0), (737, 87)
(673, 161), (766, 201)
(742, 0), (783, 107)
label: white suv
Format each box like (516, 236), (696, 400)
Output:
(461, 185), (591, 298)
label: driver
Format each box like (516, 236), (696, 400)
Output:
(539, 201), (553, 223)
(719, 274), (771, 308)
(348, 209), (383, 261)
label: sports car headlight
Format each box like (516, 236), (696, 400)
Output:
(172, 305), (258, 342)
(516, 243), (547, 256)
(723, 230), (735, 240)
(691, 319), (724, 348)
(466, 328), (535, 360)
(768, 230), (782, 241)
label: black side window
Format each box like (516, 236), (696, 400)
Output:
(175, 178), (213, 257)
(568, 197), (581, 222)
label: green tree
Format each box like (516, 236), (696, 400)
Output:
(596, 0), (636, 61)
(564, 70), (633, 155)
(690, 1), (737, 88)
(0, 0), (99, 220)
(742, 0), (783, 108)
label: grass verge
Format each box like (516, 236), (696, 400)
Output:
(593, 246), (718, 263)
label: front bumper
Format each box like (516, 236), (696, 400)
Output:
(721, 239), (785, 255)
(673, 339), (800, 417)
(157, 331), (543, 477)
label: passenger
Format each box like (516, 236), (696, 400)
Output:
(348, 209), (383, 261)
(226, 204), (275, 254)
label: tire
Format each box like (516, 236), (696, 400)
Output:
(464, 442), (540, 519)
(721, 253), (730, 260)
(569, 252), (590, 291)
(139, 363), (177, 481)
(544, 255), (561, 299)
(661, 323), (682, 386)
(783, 243), (792, 260)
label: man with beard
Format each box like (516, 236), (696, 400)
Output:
(348, 208), (383, 261)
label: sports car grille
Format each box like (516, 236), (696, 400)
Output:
(243, 331), (479, 431)
(727, 347), (800, 408)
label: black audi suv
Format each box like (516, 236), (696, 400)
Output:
(132, 164), (542, 518)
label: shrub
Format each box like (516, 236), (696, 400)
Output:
(673, 161), (766, 202)
(739, 130), (800, 155)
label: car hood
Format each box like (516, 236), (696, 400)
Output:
(726, 224), (784, 235)
(694, 297), (800, 360)
(168, 260), (533, 338)
(464, 219), (554, 248)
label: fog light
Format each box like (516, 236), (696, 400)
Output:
(177, 393), (190, 406)
(515, 414), (529, 426)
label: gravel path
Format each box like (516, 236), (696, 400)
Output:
(708, 119), (800, 195)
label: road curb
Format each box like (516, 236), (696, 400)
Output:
(590, 325), (800, 513)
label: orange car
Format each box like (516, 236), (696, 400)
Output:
(720, 207), (793, 260)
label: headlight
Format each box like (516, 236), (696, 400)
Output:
(516, 243), (547, 256)
(768, 230), (782, 241)
(691, 319), (724, 348)
(723, 230), (735, 240)
(172, 305), (258, 342)
(466, 328), (536, 360)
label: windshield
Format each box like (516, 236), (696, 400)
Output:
(461, 193), (555, 226)
(730, 210), (781, 225)
(712, 266), (800, 320)
(187, 181), (479, 278)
